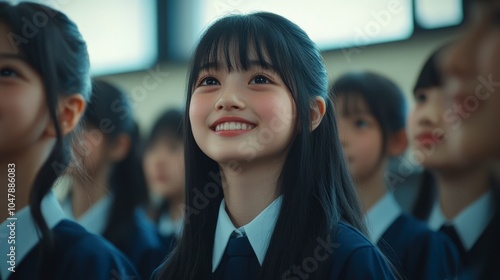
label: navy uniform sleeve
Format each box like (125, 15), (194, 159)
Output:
(378, 215), (461, 280)
(331, 245), (397, 279)
(405, 231), (461, 279)
(60, 233), (140, 280)
(124, 210), (169, 280)
(329, 223), (397, 280)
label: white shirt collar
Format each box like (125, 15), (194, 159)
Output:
(212, 196), (282, 272)
(428, 191), (494, 250)
(62, 195), (112, 235)
(364, 192), (402, 243)
(158, 212), (183, 238)
(0, 191), (65, 279)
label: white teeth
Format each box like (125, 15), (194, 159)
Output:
(215, 122), (254, 131)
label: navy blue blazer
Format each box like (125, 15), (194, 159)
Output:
(113, 209), (168, 280)
(326, 222), (396, 279)
(154, 222), (396, 279)
(461, 215), (500, 279)
(412, 178), (500, 279)
(8, 220), (138, 280)
(377, 213), (460, 280)
(210, 222), (396, 279)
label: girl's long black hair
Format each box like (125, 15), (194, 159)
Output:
(82, 79), (147, 250)
(156, 12), (365, 280)
(0, 2), (91, 279)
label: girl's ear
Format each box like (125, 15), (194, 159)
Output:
(46, 94), (86, 137)
(387, 129), (408, 156)
(310, 96), (326, 131)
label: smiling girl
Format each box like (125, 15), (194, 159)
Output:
(154, 12), (395, 280)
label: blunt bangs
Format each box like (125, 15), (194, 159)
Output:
(188, 13), (307, 99)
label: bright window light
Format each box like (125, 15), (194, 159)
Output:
(172, 0), (413, 55)
(416, 0), (463, 29)
(44, 0), (157, 75)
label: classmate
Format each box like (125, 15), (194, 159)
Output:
(409, 47), (497, 279)
(0, 2), (138, 280)
(143, 109), (185, 244)
(63, 79), (166, 280)
(442, 2), (500, 277)
(153, 12), (396, 280)
(441, 0), (500, 165)
(331, 71), (460, 280)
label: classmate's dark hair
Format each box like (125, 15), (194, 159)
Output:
(156, 12), (365, 280)
(146, 108), (184, 221)
(410, 48), (443, 220)
(0, 2), (91, 278)
(147, 108), (184, 146)
(330, 71), (407, 157)
(83, 79), (147, 249)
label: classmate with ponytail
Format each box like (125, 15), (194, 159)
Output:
(0, 2), (137, 279)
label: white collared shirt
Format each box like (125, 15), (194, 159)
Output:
(428, 191), (494, 251)
(212, 196), (282, 272)
(62, 195), (112, 235)
(0, 191), (66, 279)
(158, 212), (183, 238)
(364, 192), (402, 243)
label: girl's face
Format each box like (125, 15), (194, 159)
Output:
(143, 137), (185, 199)
(407, 87), (457, 168)
(0, 23), (50, 156)
(336, 96), (383, 182)
(442, 1), (500, 160)
(189, 63), (296, 167)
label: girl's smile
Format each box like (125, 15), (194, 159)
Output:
(189, 66), (295, 164)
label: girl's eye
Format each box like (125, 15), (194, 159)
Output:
(251, 75), (270, 84)
(199, 77), (220, 86)
(415, 91), (427, 103)
(354, 119), (368, 128)
(0, 68), (18, 77)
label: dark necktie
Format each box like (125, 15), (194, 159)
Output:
(440, 224), (466, 260)
(222, 235), (260, 280)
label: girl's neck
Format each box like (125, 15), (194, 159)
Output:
(0, 139), (55, 222)
(70, 168), (109, 219)
(355, 165), (387, 214)
(435, 166), (490, 220)
(220, 159), (282, 228)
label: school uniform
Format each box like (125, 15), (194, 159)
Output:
(0, 191), (138, 280)
(428, 190), (498, 279)
(157, 211), (182, 252)
(365, 193), (460, 280)
(63, 195), (167, 280)
(211, 196), (396, 279)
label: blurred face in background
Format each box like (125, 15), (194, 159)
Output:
(143, 136), (185, 200)
(407, 87), (460, 170)
(442, 0), (500, 162)
(336, 96), (384, 183)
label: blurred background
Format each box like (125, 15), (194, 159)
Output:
(38, 0), (464, 134)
